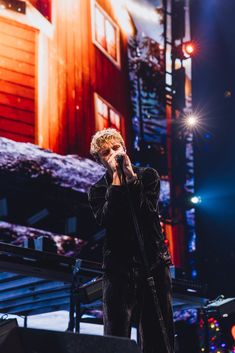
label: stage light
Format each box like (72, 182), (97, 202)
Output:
(184, 192), (202, 209)
(183, 41), (195, 56)
(224, 90), (232, 98)
(173, 41), (196, 60)
(185, 114), (198, 127)
(191, 196), (202, 205)
(181, 111), (203, 132)
(231, 325), (235, 340)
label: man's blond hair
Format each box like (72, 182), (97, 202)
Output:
(90, 128), (125, 160)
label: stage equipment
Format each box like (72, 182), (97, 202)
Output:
(198, 296), (235, 353)
(173, 41), (196, 60)
(0, 326), (141, 353)
(183, 42), (195, 56)
(190, 196), (202, 205)
(0, 318), (18, 346)
(0, 241), (208, 317)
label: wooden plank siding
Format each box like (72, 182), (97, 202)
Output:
(0, 1), (131, 155)
(94, 0), (131, 146)
(0, 16), (38, 143)
(44, 0), (131, 155)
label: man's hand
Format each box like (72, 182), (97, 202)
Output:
(105, 151), (136, 185)
(113, 153), (137, 184)
(122, 154), (136, 181)
(106, 152), (119, 173)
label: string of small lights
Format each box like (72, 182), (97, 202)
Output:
(199, 310), (235, 353)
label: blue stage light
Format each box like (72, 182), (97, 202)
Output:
(191, 196), (202, 204)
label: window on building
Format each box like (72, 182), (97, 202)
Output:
(92, 1), (120, 67)
(94, 94), (122, 132)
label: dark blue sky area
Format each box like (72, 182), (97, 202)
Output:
(191, 0), (235, 295)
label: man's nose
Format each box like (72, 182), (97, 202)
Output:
(110, 149), (118, 159)
(109, 149), (115, 158)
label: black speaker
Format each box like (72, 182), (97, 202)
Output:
(1, 327), (141, 353)
(0, 318), (18, 346)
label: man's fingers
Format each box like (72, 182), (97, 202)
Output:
(123, 154), (131, 166)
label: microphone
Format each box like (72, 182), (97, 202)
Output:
(115, 154), (124, 167)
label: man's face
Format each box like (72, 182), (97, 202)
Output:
(97, 138), (125, 169)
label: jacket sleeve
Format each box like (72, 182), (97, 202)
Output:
(88, 184), (128, 227)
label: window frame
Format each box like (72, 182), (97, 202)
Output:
(94, 93), (123, 132)
(91, 0), (121, 69)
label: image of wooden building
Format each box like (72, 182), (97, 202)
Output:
(0, 0), (132, 155)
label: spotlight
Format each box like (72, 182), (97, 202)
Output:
(183, 192), (202, 209)
(231, 325), (235, 340)
(186, 115), (198, 127)
(173, 41), (196, 60)
(181, 112), (203, 131)
(191, 196), (201, 205)
(183, 41), (196, 57)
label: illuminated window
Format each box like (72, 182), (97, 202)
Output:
(95, 94), (121, 131)
(92, 1), (120, 67)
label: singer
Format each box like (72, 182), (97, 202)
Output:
(88, 128), (174, 353)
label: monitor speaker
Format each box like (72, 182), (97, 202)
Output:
(1, 326), (141, 353)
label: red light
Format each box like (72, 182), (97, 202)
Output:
(185, 44), (194, 54)
(231, 325), (235, 340)
(183, 42), (195, 56)
(208, 318), (215, 323)
(173, 41), (197, 60)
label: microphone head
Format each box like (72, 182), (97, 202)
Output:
(115, 154), (124, 165)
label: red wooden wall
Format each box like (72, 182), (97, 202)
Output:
(0, 1), (132, 156)
(0, 16), (38, 143)
(47, 0), (131, 155)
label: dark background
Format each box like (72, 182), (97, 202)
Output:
(191, 0), (235, 296)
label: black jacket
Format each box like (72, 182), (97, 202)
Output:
(88, 166), (172, 272)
